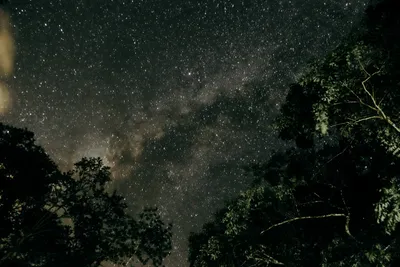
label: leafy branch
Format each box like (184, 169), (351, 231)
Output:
(351, 60), (400, 133)
(244, 245), (285, 266)
(260, 213), (352, 237)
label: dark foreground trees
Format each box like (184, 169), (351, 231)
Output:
(0, 123), (172, 267)
(189, 143), (400, 266)
(188, 0), (400, 266)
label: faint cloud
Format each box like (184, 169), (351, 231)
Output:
(0, 82), (11, 114)
(0, 10), (14, 77)
(0, 9), (15, 115)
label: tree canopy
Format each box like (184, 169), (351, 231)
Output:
(188, 0), (400, 266)
(0, 123), (172, 267)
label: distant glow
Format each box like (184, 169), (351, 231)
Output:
(72, 138), (113, 169)
(0, 82), (10, 114)
(84, 146), (111, 165)
(0, 9), (14, 115)
(0, 9), (15, 78)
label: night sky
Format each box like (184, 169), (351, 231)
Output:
(1, 0), (369, 265)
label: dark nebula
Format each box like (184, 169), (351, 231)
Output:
(1, 0), (369, 265)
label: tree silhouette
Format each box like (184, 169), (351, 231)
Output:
(277, 0), (400, 155)
(188, 0), (400, 266)
(0, 123), (172, 267)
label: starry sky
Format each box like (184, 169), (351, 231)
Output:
(0, 0), (370, 266)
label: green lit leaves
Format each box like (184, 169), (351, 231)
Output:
(375, 178), (400, 235)
(378, 127), (400, 157)
(223, 186), (265, 236)
(202, 237), (221, 261)
(279, 32), (396, 147)
(365, 243), (392, 266)
(314, 103), (329, 135)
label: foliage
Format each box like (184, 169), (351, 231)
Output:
(278, 0), (400, 154)
(189, 0), (400, 266)
(0, 123), (172, 267)
(375, 178), (400, 235)
(189, 142), (400, 266)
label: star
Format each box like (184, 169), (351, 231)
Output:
(1, 0), (370, 265)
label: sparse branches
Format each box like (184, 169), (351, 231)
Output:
(334, 61), (400, 135)
(245, 245), (284, 266)
(330, 116), (382, 129)
(355, 60), (400, 133)
(298, 200), (324, 206)
(260, 213), (352, 237)
(350, 115), (383, 124)
(347, 86), (378, 112)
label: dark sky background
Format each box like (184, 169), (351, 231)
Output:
(1, 0), (369, 266)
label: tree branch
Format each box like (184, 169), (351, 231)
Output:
(349, 115), (383, 124)
(347, 86), (378, 112)
(125, 256), (134, 267)
(332, 100), (360, 105)
(331, 116), (382, 129)
(298, 200), (324, 206)
(326, 145), (350, 164)
(246, 245), (285, 266)
(357, 60), (400, 134)
(260, 213), (348, 235)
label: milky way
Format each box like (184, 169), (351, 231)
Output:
(1, 0), (370, 265)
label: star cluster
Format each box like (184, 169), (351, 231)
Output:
(1, 0), (369, 265)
